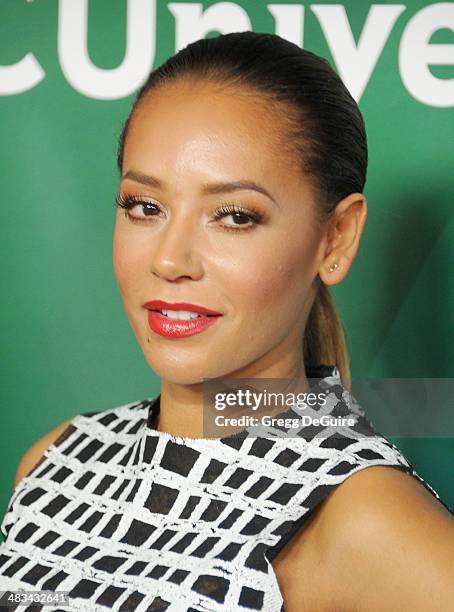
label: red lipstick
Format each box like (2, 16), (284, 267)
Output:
(142, 300), (223, 339)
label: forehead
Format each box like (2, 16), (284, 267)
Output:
(122, 79), (300, 182)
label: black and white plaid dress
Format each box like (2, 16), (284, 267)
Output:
(0, 365), (450, 611)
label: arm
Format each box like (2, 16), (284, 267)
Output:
(14, 419), (73, 489)
(315, 465), (454, 611)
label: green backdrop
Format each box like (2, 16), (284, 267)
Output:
(1, 0), (453, 532)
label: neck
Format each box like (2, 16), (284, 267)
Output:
(156, 358), (309, 439)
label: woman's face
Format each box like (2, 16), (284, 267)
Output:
(113, 79), (327, 385)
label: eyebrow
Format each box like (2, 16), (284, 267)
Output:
(121, 170), (278, 206)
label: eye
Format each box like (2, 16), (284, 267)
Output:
(114, 193), (161, 223)
(212, 203), (265, 232)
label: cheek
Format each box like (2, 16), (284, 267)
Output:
(112, 222), (145, 300)
(112, 224), (128, 291)
(224, 239), (314, 319)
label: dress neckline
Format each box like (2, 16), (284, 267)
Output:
(145, 364), (341, 443)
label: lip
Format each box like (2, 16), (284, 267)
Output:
(142, 300), (222, 316)
(146, 310), (221, 338)
(142, 300), (223, 339)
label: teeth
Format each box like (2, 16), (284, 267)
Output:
(160, 309), (202, 320)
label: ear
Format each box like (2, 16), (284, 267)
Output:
(318, 193), (368, 286)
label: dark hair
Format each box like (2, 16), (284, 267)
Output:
(116, 31), (369, 388)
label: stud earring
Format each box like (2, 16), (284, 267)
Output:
(329, 262), (339, 273)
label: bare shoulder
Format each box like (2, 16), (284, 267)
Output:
(273, 465), (454, 611)
(314, 465), (454, 611)
(14, 418), (73, 489)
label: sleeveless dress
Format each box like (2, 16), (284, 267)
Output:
(0, 365), (452, 612)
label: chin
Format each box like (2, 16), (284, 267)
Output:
(141, 352), (217, 386)
(153, 369), (208, 387)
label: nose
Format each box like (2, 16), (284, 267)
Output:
(150, 215), (204, 282)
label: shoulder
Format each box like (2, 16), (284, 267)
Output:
(14, 418), (74, 489)
(300, 465), (454, 611)
(13, 397), (154, 489)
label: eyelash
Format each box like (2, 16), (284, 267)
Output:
(114, 193), (265, 233)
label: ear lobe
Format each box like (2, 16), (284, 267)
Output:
(318, 254), (347, 286)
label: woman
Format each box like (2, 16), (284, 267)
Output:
(1, 31), (453, 611)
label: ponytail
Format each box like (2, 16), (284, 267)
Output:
(303, 281), (351, 391)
